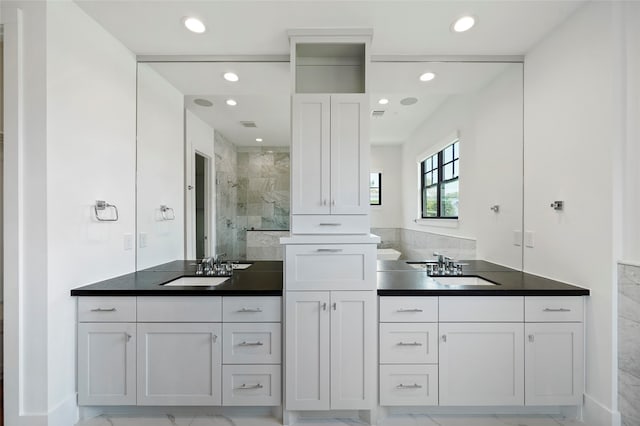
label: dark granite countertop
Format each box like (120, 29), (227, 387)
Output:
(70, 260), (283, 296)
(377, 260), (590, 296)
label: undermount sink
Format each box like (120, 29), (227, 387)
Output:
(162, 276), (230, 287)
(433, 276), (497, 286)
(230, 263), (252, 270)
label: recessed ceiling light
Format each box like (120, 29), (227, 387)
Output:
(256, 138), (263, 142)
(226, 99), (237, 106)
(183, 17), (206, 34)
(419, 72), (436, 82)
(193, 98), (213, 107)
(223, 72), (239, 82)
(378, 98), (389, 105)
(400, 97), (418, 106)
(452, 16), (476, 33)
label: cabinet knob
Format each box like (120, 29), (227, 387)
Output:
(322, 303), (327, 311)
(323, 199), (327, 206)
(441, 335), (447, 343)
(212, 334), (218, 343)
(332, 302), (337, 311)
(125, 333), (132, 342)
(528, 334), (535, 343)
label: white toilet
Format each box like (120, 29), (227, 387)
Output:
(377, 248), (402, 260)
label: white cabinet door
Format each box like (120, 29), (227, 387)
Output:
(78, 323), (136, 406)
(330, 291), (375, 409)
(291, 94), (331, 215)
(525, 323), (584, 405)
(439, 323), (524, 406)
(137, 323), (222, 406)
(330, 94), (369, 215)
(285, 291), (330, 410)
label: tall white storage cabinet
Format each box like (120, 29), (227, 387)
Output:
(283, 30), (379, 425)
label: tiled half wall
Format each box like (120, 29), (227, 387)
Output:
(619, 262), (640, 426)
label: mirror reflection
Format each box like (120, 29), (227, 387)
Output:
(135, 61), (523, 270)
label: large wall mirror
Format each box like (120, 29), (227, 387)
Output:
(135, 60), (523, 270)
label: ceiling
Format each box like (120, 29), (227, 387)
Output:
(147, 61), (516, 147)
(76, 1), (584, 57)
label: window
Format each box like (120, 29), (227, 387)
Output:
(421, 140), (459, 218)
(370, 172), (381, 205)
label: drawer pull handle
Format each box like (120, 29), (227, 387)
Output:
(322, 303), (327, 311)
(236, 383), (263, 390)
(332, 302), (337, 311)
(316, 248), (343, 253)
(319, 223), (341, 226)
(543, 308), (571, 312)
(238, 307), (263, 313)
(397, 308), (423, 313)
(90, 308), (117, 312)
(239, 341), (264, 346)
(397, 341), (423, 346)
(397, 383), (422, 389)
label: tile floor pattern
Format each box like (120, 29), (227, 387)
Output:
(76, 414), (588, 426)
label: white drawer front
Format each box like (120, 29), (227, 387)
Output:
(137, 297), (221, 322)
(379, 297), (438, 322)
(380, 365), (438, 406)
(223, 297), (281, 322)
(380, 323), (438, 364)
(285, 244), (375, 291)
(525, 297), (584, 322)
(222, 365), (281, 406)
(439, 296), (523, 322)
(223, 323), (281, 364)
(78, 297), (136, 322)
(291, 215), (370, 235)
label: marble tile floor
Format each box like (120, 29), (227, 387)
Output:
(76, 414), (588, 426)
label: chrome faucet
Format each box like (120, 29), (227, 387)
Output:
(431, 252), (464, 275)
(198, 254), (230, 276)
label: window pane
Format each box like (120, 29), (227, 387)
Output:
(423, 186), (438, 217)
(440, 179), (459, 217)
(424, 157), (432, 171)
(370, 172), (379, 188)
(444, 163), (453, 180)
(453, 159), (459, 178)
(432, 169), (438, 184)
(426, 172), (432, 186)
(370, 188), (380, 205)
(443, 144), (454, 163)
(453, 141), (459, 159)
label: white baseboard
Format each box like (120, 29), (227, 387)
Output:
(47, 393), (79, 426)
(584, 393), (621, 426)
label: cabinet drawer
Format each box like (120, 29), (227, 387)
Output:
(222, 365), (281, 406)
(380, 323), (438, 364)
(379, 297), (438, 322)
(439, 296), (523, 322)
(525, 297), (583, 322)
(223, 323), (281, 364)
(291, 215), (370, 235)
(223, 297), (281, 322)
(285, 244), (375, 291)
(380, 365), (438, 406)
(78, 297), (136, 322)
(137, 297), (221, 322)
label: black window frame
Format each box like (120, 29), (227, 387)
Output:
(420, 140), (459, 219)
(369, 172), (382, 206)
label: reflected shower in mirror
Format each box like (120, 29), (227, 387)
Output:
(136, 62), (290, 269)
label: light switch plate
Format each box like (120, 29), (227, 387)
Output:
(513, 230), (522, 247)
(525, 231), (535, 248)
(139, 232), (148, 248)
(124, 234), (133, 251)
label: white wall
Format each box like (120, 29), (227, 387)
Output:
(622, 2), (640, 263)
(185, 109), (216, 259)
(137, 64), (184, 269)
(523, 2), (617, 423)
(370, 145), (402, 228)
(46, 2), (137, 423)
(400, 65), (523, 268)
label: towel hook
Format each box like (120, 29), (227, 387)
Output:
(94, 200), (119, 222)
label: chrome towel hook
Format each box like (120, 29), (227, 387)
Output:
(160, 205), (175, 221)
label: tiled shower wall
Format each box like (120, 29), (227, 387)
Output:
(215, 138), (290, 260)
(214, 131), (238, 258)
(371, 227), (476, 260)
(619, 262), (640, 426)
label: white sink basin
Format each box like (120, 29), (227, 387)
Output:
(434, 276), (497, 286)
(231, 263), (252, 270)
(163, 276), (230, 287)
